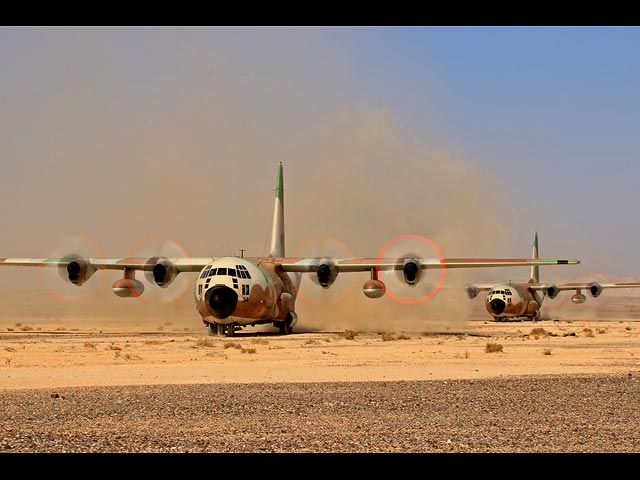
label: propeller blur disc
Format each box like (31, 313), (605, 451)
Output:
(38, 234), (106, 302)
(124, 237), (192, 304)
(290, 236), (356, 305)
(377, 234), (446, 305)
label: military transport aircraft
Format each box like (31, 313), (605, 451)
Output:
(0, 164), (580, 336)
(466, 231), (640, 321)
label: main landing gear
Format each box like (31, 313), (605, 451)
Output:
(207, 322), (238, 337)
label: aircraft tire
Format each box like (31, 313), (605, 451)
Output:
(225, 324), (236, 337)
(279, 318), (293, 335)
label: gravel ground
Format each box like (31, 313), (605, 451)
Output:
(1, 374), (639, 453)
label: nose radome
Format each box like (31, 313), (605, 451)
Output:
(205, 285), (238, 319)
(489, 298), (506, 315)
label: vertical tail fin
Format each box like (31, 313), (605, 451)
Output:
(530, 231), (539, 283)
(269, 162), (285, 257)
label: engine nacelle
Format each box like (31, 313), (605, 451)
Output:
(587, 282), (603, 298)
(363, 279), (386, 299)
(63, 257), (96, 286)
(572, 292), (587, 304)
(112, 278), (145, 298)
(145, 257), (178, 288)
(402, 259), (421, 286)
(545, 284), (560, 299)
(466, 285), (480, 299)
(316, 260), (338, 288)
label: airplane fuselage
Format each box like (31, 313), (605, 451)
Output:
(485, 282), (544, 321)
(194, 256), (301, 334)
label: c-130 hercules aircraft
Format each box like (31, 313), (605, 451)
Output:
(466, 231), (640, 321)
(0, 163), (580, 336)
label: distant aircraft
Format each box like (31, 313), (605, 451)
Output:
(0, 164), (580, 336)
(465, 231), (640, 321)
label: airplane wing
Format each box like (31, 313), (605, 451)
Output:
(0, 257), (214, 273)
(279, 257), (579, 273)
(528, 282), (640, 292)
(1, 256), (578, 271)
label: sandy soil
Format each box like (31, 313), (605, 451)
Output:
(2, 314), (639, 391)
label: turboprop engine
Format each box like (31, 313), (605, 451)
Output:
(466, 285), (480, 299)
(402, 259), (421, 285)
(62, 256), (96, 286)
(545, 284), (560, 299)
(145, 257), (178, 288)
(587, 282), (603, 298)
(316, 259), (338, 288)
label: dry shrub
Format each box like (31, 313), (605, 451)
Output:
(20, 325), (34, 331)
(381, 333), (395, 341)
(241, 347), (257, 354)
(194, 338), (216, 348)
(484, 342), (503, 353)
(304, 339), (320, 345)
(84, 342), (97, 349)
(223, 341), (241, 349)
(542, 348), (552, 355)
(583, 328), (595, 338)
(625, 326), (632, 331)
(530, 327), (548, 337)
(398, 334), (411, 340)
(340, 330), (358, 340)
(106, 344), (122, 351)
(251, 338), (269, 345)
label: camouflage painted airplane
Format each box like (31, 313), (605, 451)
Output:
(0, 164), (581, 336)
(466, 231), (640, 321)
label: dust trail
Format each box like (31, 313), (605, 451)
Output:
(0, 29), (523, 332)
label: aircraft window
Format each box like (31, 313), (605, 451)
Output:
(505, 289), (511, 295)
(229, 268), (237, 277)
(498, 290), (504, 294)
(218, 267), (227, 276)
(208, 268), (217, 277)
(245, 271), (251, 279)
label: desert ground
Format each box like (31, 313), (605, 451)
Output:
(1, 290), (640, 453)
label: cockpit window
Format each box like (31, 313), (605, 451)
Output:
(217, 267), (227, 276)
(228, 268), (237, 277)
(505, 289), (512, 295)
(207, 268), (217, 277)
(236, 264), (251, 279)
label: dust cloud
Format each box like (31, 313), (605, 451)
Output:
(0, 29), (527, 333)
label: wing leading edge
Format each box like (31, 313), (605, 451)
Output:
(278, 257), (580, 273)
(0, 256), (579, 273)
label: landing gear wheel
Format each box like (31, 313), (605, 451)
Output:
(216, 323), (226, 336)
(225, 324), (236, 337)
(279, 318), (293, 335)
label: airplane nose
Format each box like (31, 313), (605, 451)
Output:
(489, 298), (506, 315)
(205, 285), (238, 319)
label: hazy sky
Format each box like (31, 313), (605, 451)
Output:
(1, 26), (639, 305)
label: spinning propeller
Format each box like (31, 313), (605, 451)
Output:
(376, 234), (446, 304)
(123, 237), (193, 304)
(291, 236), (357, 305)
(38, 234), (106, 302)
